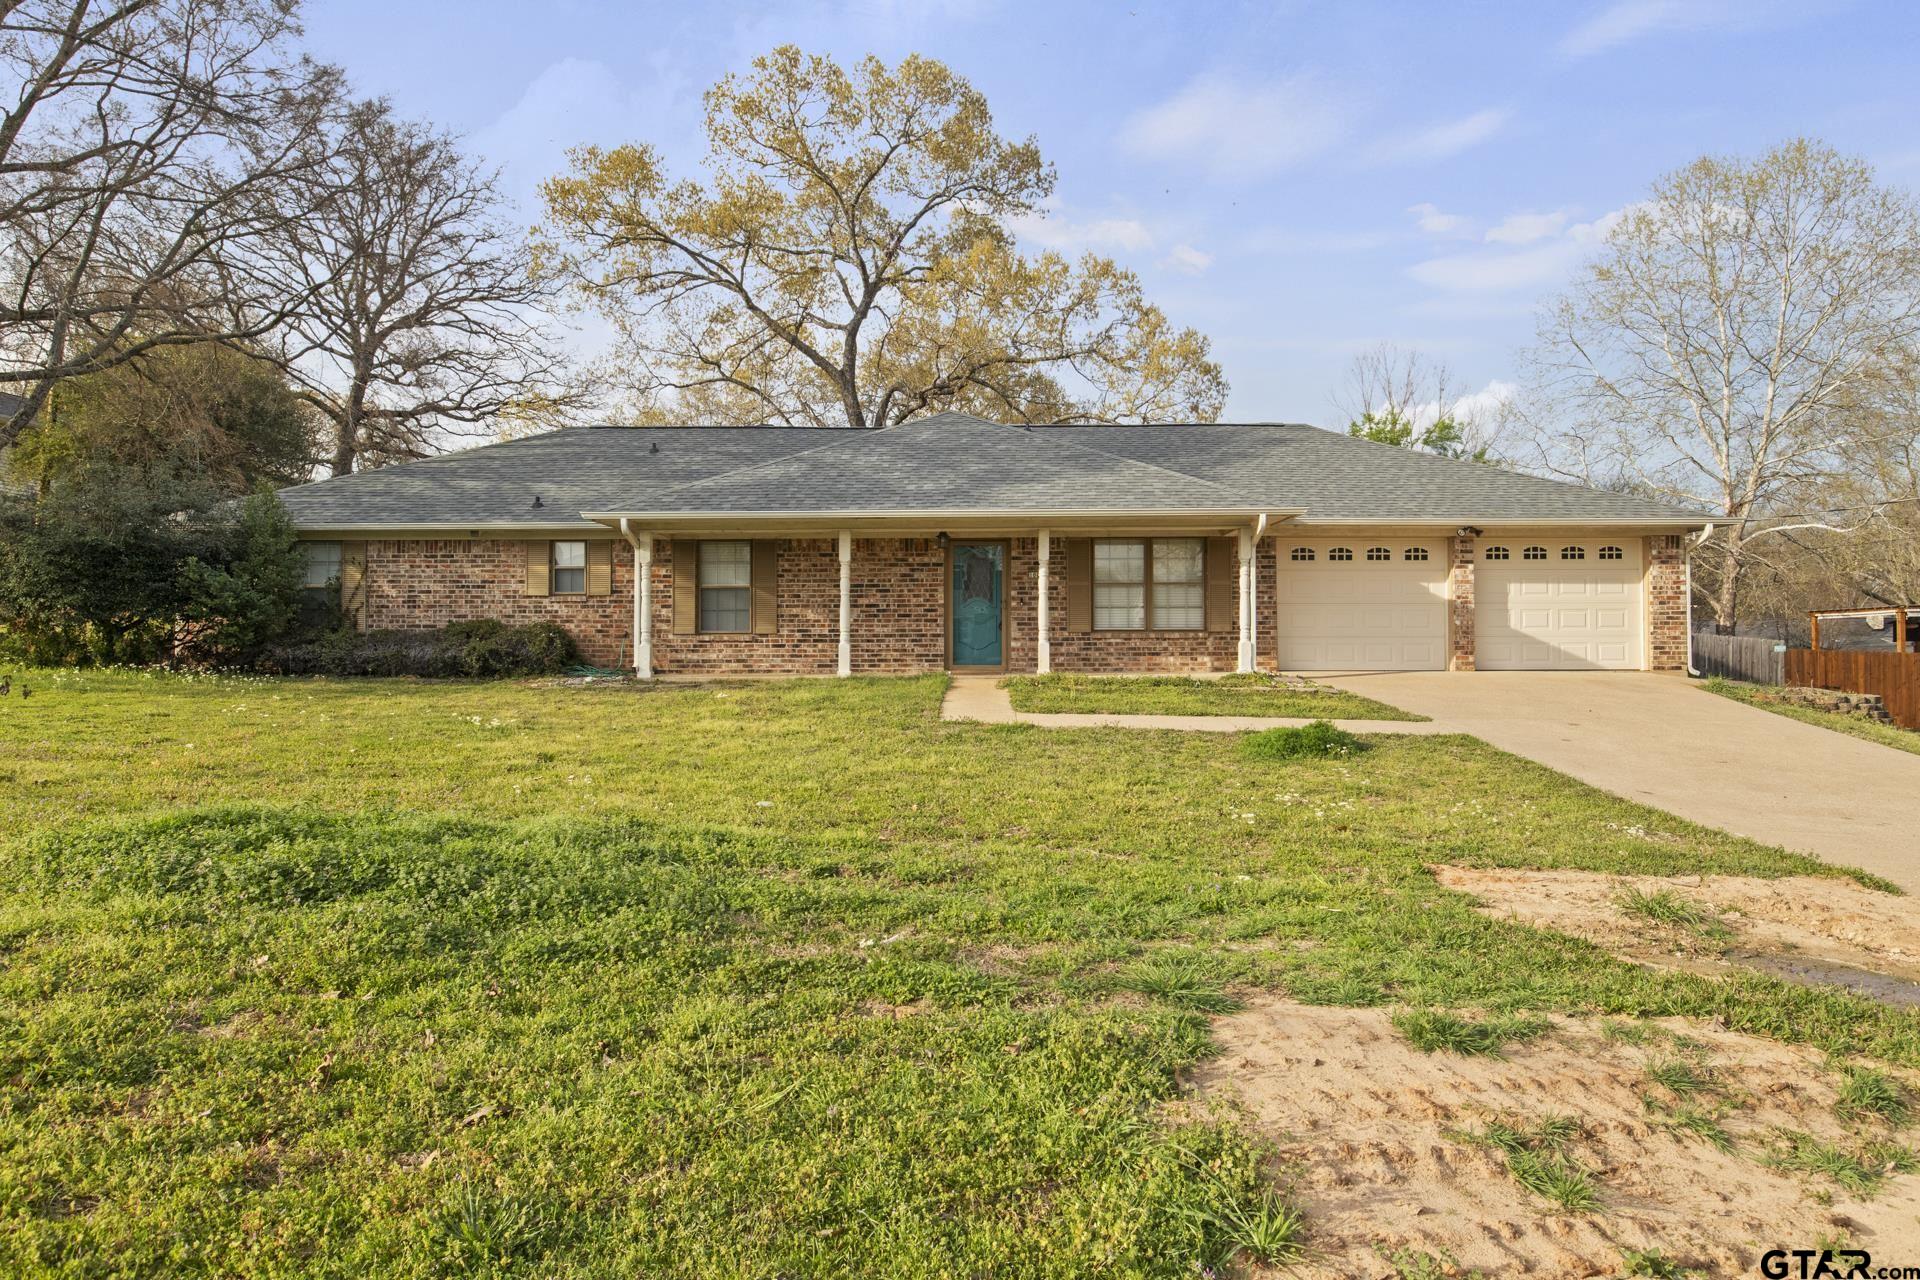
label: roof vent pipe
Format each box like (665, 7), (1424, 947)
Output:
(531, 495), (544, 509)
(650, 442), (659, 453)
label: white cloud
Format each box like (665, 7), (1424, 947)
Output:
(1366, 109), (1509, 165)
(1006, 198), (1156, 254)
(1558, 0), (1815, 58)
(1160, 243), (1213, 274)
(1120, 71), (1351, 180)
(1484, 209), (1571, 245)
(1409, 208), (1627, 293)
(1442, 379), (1519, 429)
(1408, 202), (1471, 236)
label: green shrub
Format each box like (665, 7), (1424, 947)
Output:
(262, 619), (578, 678)
(1241, 719), (1364, 760)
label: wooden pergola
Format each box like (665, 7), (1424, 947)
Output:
(1809, 606), (1919, 652)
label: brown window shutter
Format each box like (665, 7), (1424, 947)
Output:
(524, 541), (551, 596)
(1064, 538), (1093, 632)
(750, 540), (778, 635)
(1205, 537), (1236, 632)
(340, 542), (367, 625)
(586, 541), (613, 596)
(671, 540), (696, 634)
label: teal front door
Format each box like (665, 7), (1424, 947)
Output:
(950, 542), (1005, 667)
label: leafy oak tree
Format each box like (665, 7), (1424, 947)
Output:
(535, 47), (1225, 427)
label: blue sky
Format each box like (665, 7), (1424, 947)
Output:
(300, 0), (1920, 426)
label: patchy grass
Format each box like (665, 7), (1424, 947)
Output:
(1835, 1065), (1912, 1126)
(1645, 1057), (1715, 1097)
(1702, 676), (1920, 757)
(1392, 1009), (1552, 1057)
(1615, 887), (1725, 935)
(1242, 719), (1364, 760)
(1620, 1247), (1698, 1278)
(0, 668), (1916, 1275)
(1001, 672), (1424, 719)
(1450, 1116), (1600, 1211)
(1766, 1131), (1920, 1197)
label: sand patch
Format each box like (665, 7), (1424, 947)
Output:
(1434, 866), (1920, 1000)
(1192, 1001), (1920, 1277)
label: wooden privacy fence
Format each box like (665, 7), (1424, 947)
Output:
(1784, 649), (1920, 729)
(1691, 633), (1785, 684)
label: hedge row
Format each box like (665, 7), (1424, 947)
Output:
(263, 620), (577, 678)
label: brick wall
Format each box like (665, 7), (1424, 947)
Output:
(343, 533), (1274, 676)
(359, 539), (635, 668)
(1020, 536), (1267, 673)
(1447, 533), (1476, 671)
(652, 537), (944, 676)
(1646, 534), (1689, 672)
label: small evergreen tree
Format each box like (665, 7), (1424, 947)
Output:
(177, 493), (306, 666)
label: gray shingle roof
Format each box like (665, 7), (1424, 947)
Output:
(276, 426), (833, 529)
(1043, 422), (1704, 523)
(601, 414), (1263, 514)
(278, 410), (1712, 529)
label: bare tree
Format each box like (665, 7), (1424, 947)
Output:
(263, 99), (581, 474)
(0, 0), (342, 450)
(1527, 140), (1920, 632)
(1335, 342), (1505, 460)
(1336, 343), (1460, 425)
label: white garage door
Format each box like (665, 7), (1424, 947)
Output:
(1275, 539), (1448, 670)
(1477, 539), (1643, 670)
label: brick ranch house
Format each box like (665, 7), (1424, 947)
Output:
(276, 411), (1714, 677)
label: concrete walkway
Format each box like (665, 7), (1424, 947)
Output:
(940, 676), (1450, 734)
(1320, 671), (1920, 891)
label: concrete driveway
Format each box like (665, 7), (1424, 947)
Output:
(1321, 671), (1920, 892)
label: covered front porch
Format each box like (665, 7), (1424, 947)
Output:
(587, 515), (1284, 680)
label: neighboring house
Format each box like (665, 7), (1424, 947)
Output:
(276, 411), (1711, 677)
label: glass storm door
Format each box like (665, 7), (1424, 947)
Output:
(951, 543), (1005, 667)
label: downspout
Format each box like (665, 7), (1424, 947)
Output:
(1685, 524), (1714, 677)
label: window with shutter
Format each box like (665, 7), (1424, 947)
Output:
(699, 541), (751, 632)
(552, 541), (587, 594)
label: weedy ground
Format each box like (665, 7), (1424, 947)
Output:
(0, 669), (1914, 1277)
(1702, 675), (1920, 757)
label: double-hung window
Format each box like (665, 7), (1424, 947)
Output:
(302, 542), (342, 591)
(698, 541), (752, 633)
(1093, 538), (1205, 630)
(551, 541), (587, 595)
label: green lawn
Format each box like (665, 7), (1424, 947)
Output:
(1000, 672), (1424, 719)
(0, 669), (1912, 1277)
(1702, 675), (1920, 756)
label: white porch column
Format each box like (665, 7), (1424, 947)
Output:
(1035, 529), (1052, 674)
(1236, 527), (1256, 673)
(837, 530), (853, 677)
(632, 530), (654, 679)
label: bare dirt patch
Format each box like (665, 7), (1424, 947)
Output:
(1434, 865), (1920, 1002)
(1192, 1001), (1920, 1277)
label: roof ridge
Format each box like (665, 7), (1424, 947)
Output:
(988, 421), (1272, 506)
(630, 414), (1272, 509)
(275, 427), (580, 495)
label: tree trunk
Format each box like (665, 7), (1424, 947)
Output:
(329, 417), (356, 477)
(1711, 539), (1741, 635)
(331, 371), (371, 476)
